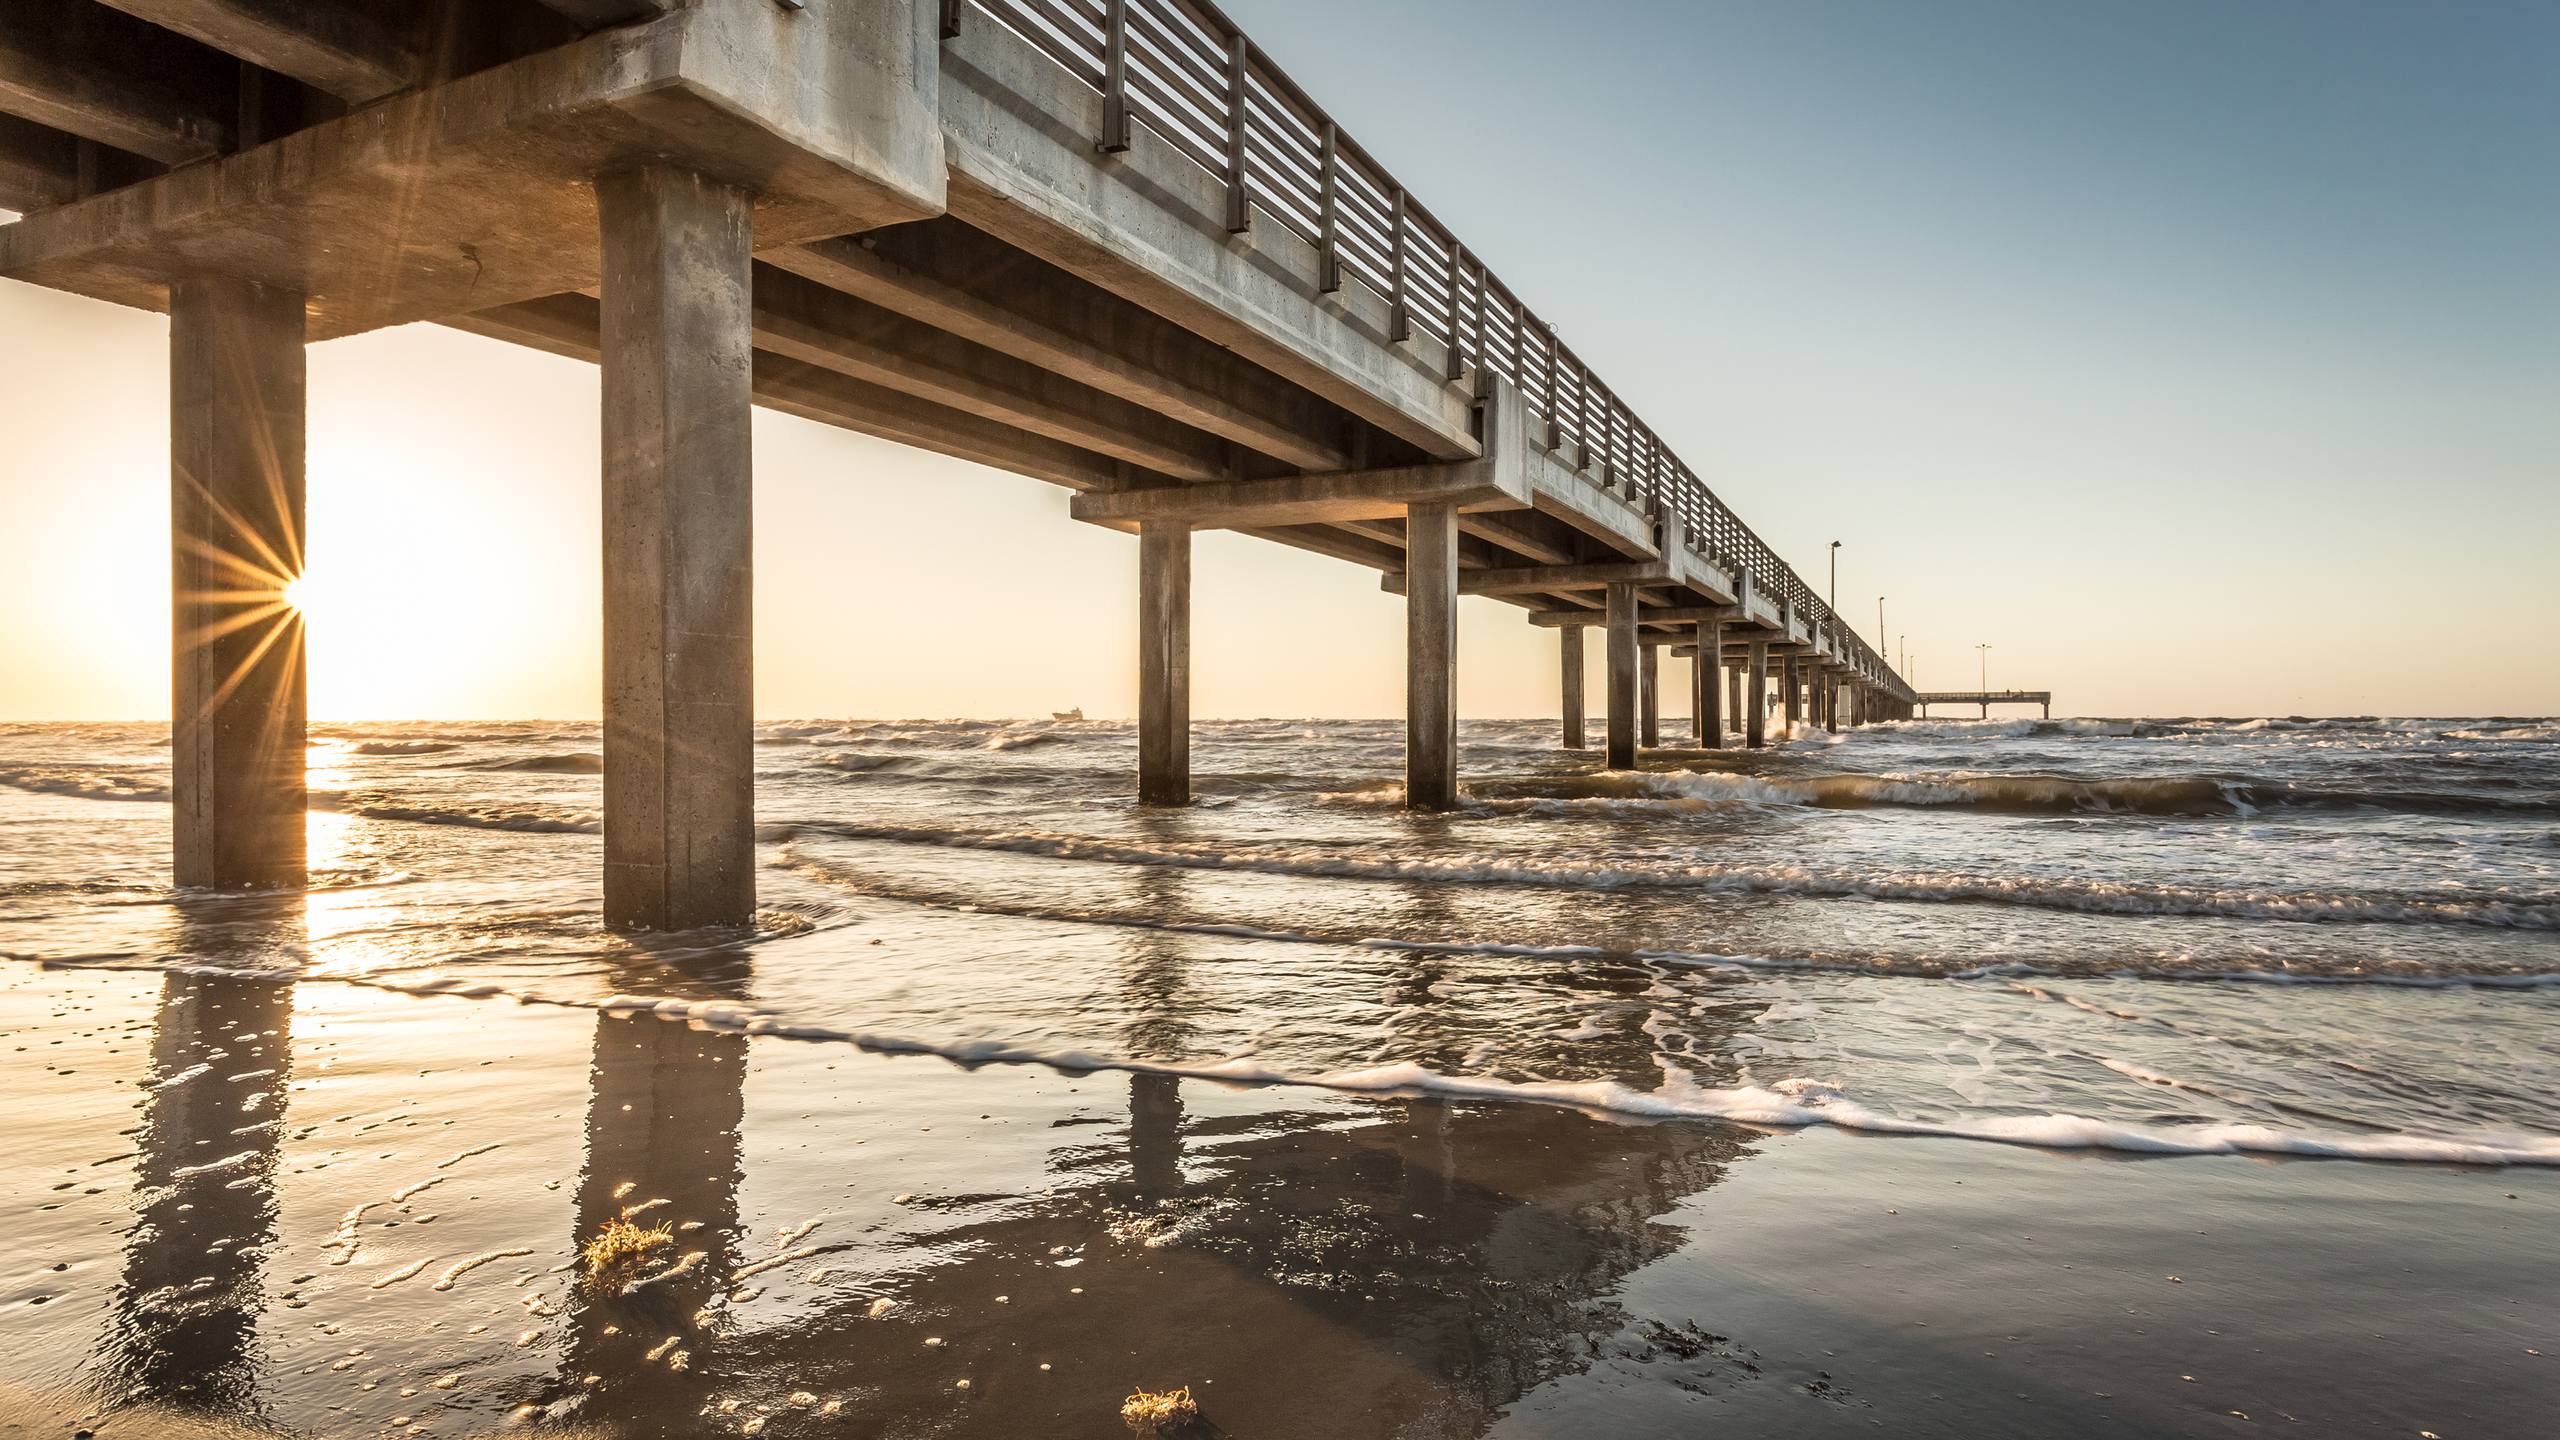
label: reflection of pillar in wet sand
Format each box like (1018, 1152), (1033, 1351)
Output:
(566, 1008), (748, 1418)
(101, 971), (295, 1416)
(1129, 1072), (1187, 1200)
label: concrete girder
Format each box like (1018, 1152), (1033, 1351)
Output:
(535, 0), (677, 27)
(773, 226), (1351, 474)
(446, 292), (1133, 494)
(1070, 461), (1526, 531)
(0, 112), (83, 212)
(1385, 558), (1672, 599)
(749, 262), (1230, 484)
(0, 0), (232, 164)
(0, 1), (948, 338)
(95, 0), (425, 104)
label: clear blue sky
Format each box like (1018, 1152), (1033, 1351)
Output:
(1, 0), (2552, 718)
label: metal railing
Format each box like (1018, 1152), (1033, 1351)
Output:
(962, 0), (1908, 695)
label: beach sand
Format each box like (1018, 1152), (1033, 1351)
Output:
(7, 959), (2552, 1439)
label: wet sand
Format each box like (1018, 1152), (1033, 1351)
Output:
(5, 959), (2552, 1439)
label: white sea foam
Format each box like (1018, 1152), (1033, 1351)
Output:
(22, 952), (2558, 1168)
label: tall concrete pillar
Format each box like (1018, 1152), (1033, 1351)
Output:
(1639, 643), (1660, 749)
(1137, 519), (1190, 806)
(599, 165), (756, 931)
(1783, 652), (1802, 736)
(1603, 582), (1638, 770)
(1559, 626), (1585, 750)
(1728, 667), (1743, 733)
(170, 275), (307, 891)
(1824, 670), (1840, 734)
(1696, 619), (1723, 748)
(1745, 640), (1769, 749)
(1404, 500), (1459, 811)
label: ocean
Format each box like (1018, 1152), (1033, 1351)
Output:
(3, 714), (2555, 1436)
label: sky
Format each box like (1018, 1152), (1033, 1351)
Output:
(2, 0), (2553, 721)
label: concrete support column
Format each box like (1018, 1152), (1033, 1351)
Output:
(1728, 667), (1743, 732)
(1639, 643), (1660, 749)
(1404, 500), (1459, 811)
(1745, 641), (1770, 749)
(1783, 653), (1802, 736)
(1824, 671), (1840, 734)
(1559, 626), (1585, 750)
(1697, 619), (1723, 748)
(1603, 582), (1638, 770)
(599, 165), (756, 931)
(170, 275), (307, 890)
(1137, 518), (1190, 806)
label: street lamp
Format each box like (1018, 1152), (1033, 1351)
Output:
(1877, 596), (1886, 653)
(1975, 643), (1992, 694)
(1828, 540), (1841, 616)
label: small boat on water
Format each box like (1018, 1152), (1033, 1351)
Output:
(1050, 708), (1084, 722)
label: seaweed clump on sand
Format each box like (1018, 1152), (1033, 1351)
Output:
(1121, 1385), (1200, 1436)
(580, 1218), (675, 1294)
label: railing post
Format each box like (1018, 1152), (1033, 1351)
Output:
(1387, 184), (1411, 343)
(1443, 240), (1466, 381)
(1222, 31), (1251, 234)
(1316, 121), (1342, 293)
(1099, 0), (1131, 154)
(938, 0), (963, 40)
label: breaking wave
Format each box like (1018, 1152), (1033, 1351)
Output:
(342, 740), (462, 756)
(776, 820), (2559, 929)
(472, 751), (604, 774)
(0, 767), (169, 803)
(19, 950), (2558, 1168)
(312, 791), (600, 834)
(775, 849), (2560, 988)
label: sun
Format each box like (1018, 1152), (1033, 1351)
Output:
(282, 574), (317, 615)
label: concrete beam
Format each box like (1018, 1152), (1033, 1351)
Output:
(0, 0), (231, 164)
(535, 0), (676, 28)
(1389, 558), (1672, 599)
(750, 262), (1223, 483)
(447, 292), (1131, 493)
(2, 0), (948, 338)
(1072, 460), (1523, 532)
(773, 227), (1351, 474)
(598, 164), (755, 932)
(169, 272), (306, 890)
(95, 0), (425, 104)
(0, 112), (80, 212)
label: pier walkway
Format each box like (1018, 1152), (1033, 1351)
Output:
(2, 0), (1919, 926)
(1917, 691), (2054, 719)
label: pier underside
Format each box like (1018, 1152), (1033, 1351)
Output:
(0, 0), (1910, 925)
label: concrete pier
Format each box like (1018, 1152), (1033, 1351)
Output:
(170, 274), (306, 891)
(1404, 500), (1459, 810)
(599, 166), (756, 932)
(1559, 626), (1586, 750)
(1745, 640), (1770, 749)
(1604, 581), (1639, 770)
(0, 0), (1932, 911)
(1639, 644), (1660, 749)
(1695, 618), (1723, 748)
(1137, 519), (1190, 806)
